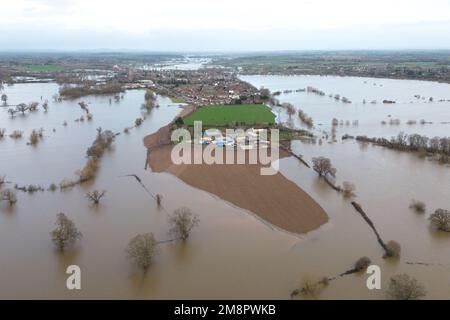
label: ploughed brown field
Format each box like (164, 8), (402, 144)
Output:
(144, 126), (328, 233)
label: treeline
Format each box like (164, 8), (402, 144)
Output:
(59, 81), (123, 99)
(356, 132), (450, 163)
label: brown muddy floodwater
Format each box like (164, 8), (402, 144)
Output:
(1, 78), (450, 299)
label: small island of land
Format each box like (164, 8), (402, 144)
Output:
(145, 103), (328, 234)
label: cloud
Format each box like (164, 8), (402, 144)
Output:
(1, 0), (450, 50)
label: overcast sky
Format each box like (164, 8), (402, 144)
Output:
(2, 0), (450, 51)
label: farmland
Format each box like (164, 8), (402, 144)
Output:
(182, 104), (275, 127)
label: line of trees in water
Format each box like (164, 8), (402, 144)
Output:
(356, 132), (450, 163)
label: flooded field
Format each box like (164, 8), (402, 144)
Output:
(1, 77), (450, 299)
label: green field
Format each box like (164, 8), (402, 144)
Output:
(18, 64), (64, 72)
(183, 104), (275, 126)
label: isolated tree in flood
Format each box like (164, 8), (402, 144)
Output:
(1, 94), (7, 105)
(50, 213), (82, 251)
(283, 103), (295, 119)
(86, 190), (106, 205)
(7, 108), (16, 118)
(168, 207), (200, 241)
(342, 181), (356, 198)
(409, 200), (426, 213)
(386, 274), (426, 300)
(156, 194), (163, 207)
(429, 209), (450, 232)
(312, 157), (336, 178)
(16, 103), (28, 115)
(1, 189), (17, 206)
(126, 233), (158, 272)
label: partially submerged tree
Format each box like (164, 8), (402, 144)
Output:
(342, 181), (356, 198)
(42, 100), (49, 112)
(86, 190), (106, 205)
(429, 209), (450, 232)
(50, 213), (82, 251)
(283, 103), (295, 119)
(28, 102), (39, 112)
(312, 157), (336, 178)
(126, 233), (158, 273)
(0, 128), (5, 139)
(386, 274), (426, 300)
(28, 128), (44, 145)
(16, 103), (29, 115)
(156, 194), (163, 207)
(168, 207), (200, 241)
(7, 108), (16, 118)
(351, 201), (400, 258)
(135, 118), (143, 127)
(385, 240), (401, 258)
(1, 189), (17, 206)
(9, 130), (23, 139)
(1, 93), (7, 105)
(409, 200), (426, 213)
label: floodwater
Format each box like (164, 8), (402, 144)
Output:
(242, 75), (450, 138)
(0, 77), (450, 299)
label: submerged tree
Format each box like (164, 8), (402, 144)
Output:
(429, 209), (450, 232)
(1, 93), (7, 105)
(312, 157), (336, 178)
(16, 103), (29, 115)
(409, 200), (426, 213)
(168, 207), (200, 241)
(386, 274), (426, 300)
(342, 181), (356, 198)
(50, 213), (82, 251)
(0, 189), (17, 206)
(135, 118), (143, 127)
(126, 233), (158, 273)
(156, 194), (163, 208)
(7, 108), (16, 118)
(283, 103), (295, 119)
(86, 190), (106, 205)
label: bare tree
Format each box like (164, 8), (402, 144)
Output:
(135, 118), (143, 126)
(386, 274), (426, 300)
(156, 194), (163, 207)
(7, 108), (16, 118)
(16, 103), (28, 115)
(282, 103), (295, 119)
(86, 190), (106, 205)
(1, 189), (17, 206)
(429, 209), (450, 232)
(1, 94), (7, 106)
(0, 128), (5, 139)
(342, 181), (356, 198)
(409, 200), (426, 213)
(312, 157), (336, 178)
(0, 175), (5, 187)
(126, 233), (158, 273)
(168, 207), (200, 241)
(28, 102), (39, 112)
(78, 101), (89, 114)
(50, 213), (82, 251)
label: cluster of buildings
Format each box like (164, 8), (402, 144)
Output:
(195, 128), (270, 150)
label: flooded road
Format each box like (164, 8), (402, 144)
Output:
(1, 78), (450, 299)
